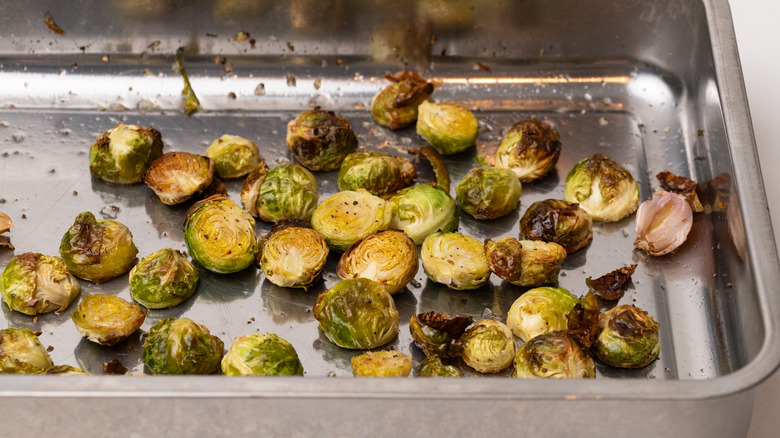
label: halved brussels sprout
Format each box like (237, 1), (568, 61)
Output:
(567, 291), (600, 349)
(143, 152), (215, 205)
(337, 229), (417, 295)
(0, 328), (53, 374)
(456, 167), (522, 220)
(59, 211), (139, 283)
(506, 286), (579, 342)
(564, 154), (640, 222)
(459, 319), (515, 374)
(519, 199), (593, 253)
(421, 232), (490, 290)
(494, 118), (561, 183)
(286, 107), (358, 171)
(337, 151), (416, 198)
(389, 184), (458, 245)
(371, 71), (434, 130)
(409, 311), (473, 358)
(416, 355), (462, 377)
(313, 278), (399, 349)
(142, 317), (224, 375)
(45, 364), (91, 375)
(184, 195), (259, 274)
(592, 304), (660, 368)
(241, 162), (318, 222)
(484, 238), (566, 288)
(351, 350), (412, 377)
(89, 123), (163, 184)
(129, 248), (199, 309)
(205, 134), (261, 179)
(1, 252), (81, 315)
(512, 331), (596, 379)
(259, 225), (329, 289)
(416, 101), (479, 155)
(71, 294), (147, 346)
(311, 189), (394, 252)
(221, 333), (304, 376)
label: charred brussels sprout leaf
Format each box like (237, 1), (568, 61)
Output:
(416, 101), (479, 155)
(337, 229), (417, 295)
(494, 118), (561, 183)
(351, 350), (412, 377)
(0, 252), (81, 315)
(89, 124), (163, 184)
(456, 167), (522, 220)
(409, 311), (472, 358)
(389, 184), (458, 245)
(460, 319), (515, 374)
(586, 264), (637, 301)
(71, 294), (147, 346)
(416, 355), (462, 377)
(206, 134), (261, 179)
(409, 146), (450, 192)
(592, 304), (660, 368)
(506, 287), (579, 342)
(142, 317), (224, 375)
(519, 199), (593, 253)
(311, 189), (394, 252)
(564, 153), (639, 222)
(657, 170), (703, 212)
(0, 328), (53, 374)
(242, 163), (318, 222)
(484, 238), (566, 288)
(421, 232), (490, 290)
(286, 108), (358, 171)
(143, 152), (215, 205)
(45, 364), (91, 375)
(371, 71), (433, 130)
(259, 226), (329, 289)
(337, 151), (416, 198)
(221, 333), (304, 376)
(129, 248), (199, 309)
(512, 331), (596, 379)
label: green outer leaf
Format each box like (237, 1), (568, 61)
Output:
(256, 163), (319, 222)
(142, 317), (224, 375)
(129, 248), (199, 309)
(456, 167), (522, 220)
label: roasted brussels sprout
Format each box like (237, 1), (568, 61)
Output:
(286, 107), (358, 171)
(184, 195), (259, 273)
(313, 278), (399, 349)
(351, 350), (412, 377)
(337, 151), (416, 198)
(416, 355), (462, 377)
(71, 294), (147, 346)
(311, 189), (394, 252)
(518, 199), (593, 253)
(586, 264), (637, 301)
(409, 311), (473, 358)
(389, 184), (458, 245)
(371, 71), (434, 130)
(221, 333), (304, 376)
(494, 118), (561, 183)
(142, 317), (224, 375)
(460, 319), (515, 374)
(456, 167), (522, 220)
(506, 287), (579, 342)
(129, 248), (199, 309)
(241, 162), (318, 222)
(634, 191), (693, 256)
(0, 252), (81, 315)
(512, 331), (596, 379)
(205, 134), (261, 179)
(259, 225), (329, 289)
(45, 364), (91, 375)
(421, 232), (490, 290)
(484, 238), (566, 287)
(89, 123), (163, 184)
(564, 153), (640, 222)
(0, 328), (53, 374)
(59, 211), (139, 283)
(592, 305), (660, 368)
(416, 101), (479, 155)
(143, 152), (215, 205)
(337, 229), (417, 295)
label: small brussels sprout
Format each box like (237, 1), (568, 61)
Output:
(564, 153), (640, 222)
(371, 71), (434, 130)
(416, 101), (479, 155)
(512, 331), (596, 379)
(89, 123), (163, 184)
(506, 287), (579, 342)
(494, 118), (561, 183)
(389, 184), (459, 245)
(592, 305), (660, 368)
(313, 278), (399, 349)
(143, 152), (215, 205)
(311, 189), (394, 252)
(59, 212), (139, 283)
(409, 311), (473, 358)
(286, 107), (358, 171)
(456, 167), (522, 220)
(205, 134), (261, 179)
(337, 229), (417, 295)
(45, 364), (91, 375)
(221, 333), (304, 376)
(460, 319), (515, 374)
(351, 350), (412, 377)
(518, 199), (593, 253)
(484, 238), (566, 288)
(259, 225), (329, 289)
(337, 151), (416, 198)
(142, 317), (224, 375)
(0, 328), (53, 374)
(421, 232), (490, 290)
(416, 355), (462, 377)
(129, 248), (199, 309)
(0, 252), (81, 315)
(241, 163), (318, 222)
(71, 294), (147, 346)
(184, 195), (259, 274)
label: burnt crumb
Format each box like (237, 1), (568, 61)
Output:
(286, 42), (295, 52)
(103, 359), (128, 375)
(206, 33), (217, 38)
(47, 345), (54, 352)
(33, 316), (39, 323)
(43, 12), (65, 35)
(72, 191), (78, 196)
(49, 168), (56, 173)
(21, 214), (27, 219)
(249, 39), (256, 48)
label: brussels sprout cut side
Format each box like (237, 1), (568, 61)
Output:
(592, 305), (660, 369)
(0, 252), (81, 315)
(337, 151), (416, 198)
(389, 184), (458, 245)
(259, 225), (329, 289)
(222, 333), (304, 376)
(416, 101), (479, 155)
(241, 162), (319, 223)
(142, 317), (224, 375)
(421, 232), (490, 290)
(564, 153), (639, 222)
(89, 123), (163, 184)
(494, 118), (561, 183)
(71, 294), (147, 346)
(0, 328), (53, 374)
(129, 248), (199, 309)
(456, 167), (522, 220)
(144, 151), (215, 205)
(337, 229), (417, 295)
(506, 286), (579, 342)
(351, 350), (412, 377)
(371, 71), (433, 130)
(206, 134), (261, 179)
(459, 319), (515, 374)
(286, 107), (358, 171)
(512, 331), (596, 379)
(311, 189), (394, 252)
(519, 199), (593, 253)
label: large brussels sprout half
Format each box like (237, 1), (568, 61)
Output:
(221, 333), (304, 376)
(421, 232), (490, 290)
(494, 118), (561, 183)
(142, 317), (224, 375)
(241, 163), (318, 223)
(416, 101), (479, 155)
(129, 248), (199, 309)
(592, 304), (660, 368)
(506, 287), (579, 342)
(313, 278), (399, 349)
(519, 199), (593, 253)
(311, 189), (394, 252)
(0, 252), (81, 315)
(337, 229), (417, 295)
(205, 134), (261, 179)
(564, 153), (640, 222)
(71, 294), (147, 346)
(0, 328), (53, 374)
(389, 184), (458, 245)
(456, 167), (522, 220)
(286, 107), (358, 171)
(184, 195), (259, 274)
(351, 350), (412, 377)
(337, 151), (416, 198)
(371, 71), (434, 130)
(409, 311), (473, 358)
(459, 319), (515, 374)
(259, 225), (329, 289)
(143, 151), (215, 205)
(416, 355), (462, 377)
(89, 123), (163, 184)
(512, 331), (596, 379)
(484, 238), (566, 288)
(59, 211), (139, 283)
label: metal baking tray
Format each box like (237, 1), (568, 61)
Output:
(1, 0), (778, 436)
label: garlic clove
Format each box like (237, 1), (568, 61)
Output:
(634, 191), (693, 256)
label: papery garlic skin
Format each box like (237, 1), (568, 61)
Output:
(634, 191), (692, 256)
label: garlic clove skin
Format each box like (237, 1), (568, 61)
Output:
(634, 191), (693, 256)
